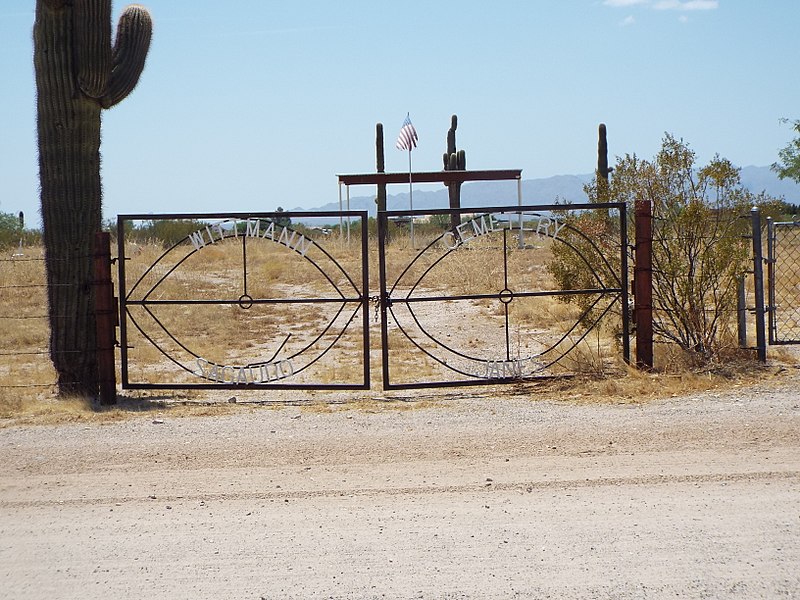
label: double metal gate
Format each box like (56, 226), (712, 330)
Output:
(117, 204), (628, 391)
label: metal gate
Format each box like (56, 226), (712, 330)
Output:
(117, 211), (370, 390)
(768, 220), (800, 344)
(117, 205), (629, 391)
(376, 203), (629, 389)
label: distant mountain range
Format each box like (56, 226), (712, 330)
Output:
(292, 166), (799, 223)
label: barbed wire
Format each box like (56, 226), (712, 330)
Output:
(0, 253), (99, 263)
(0, 315), (84, 320)
(0, 382), (58, 389)
(0, 349), (87, 356)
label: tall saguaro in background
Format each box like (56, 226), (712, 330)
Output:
(443, 114), (467, 229)
(597, 123), (611, 203)
(34, 0), (152, 397)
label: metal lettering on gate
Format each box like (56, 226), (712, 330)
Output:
(117, 211), (370, 389)
(376, 203), (629, 389)
(768, 220), (800, 344)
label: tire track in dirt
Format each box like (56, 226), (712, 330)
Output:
(3, 469), (797, 509)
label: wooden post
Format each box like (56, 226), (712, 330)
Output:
(94, 231), (117, 405)
(634, 199), (653, 369)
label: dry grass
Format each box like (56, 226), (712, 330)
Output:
(2, 230), (797, 426)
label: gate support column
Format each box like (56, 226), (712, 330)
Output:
(751, 207), (767, 363)
(94, 231), (117, 405)
(634, 199), (653, 369)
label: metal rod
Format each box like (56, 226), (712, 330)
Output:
(338, 182), (343, 235)
(766, 217), (775, 345)
(346, 185), (351, 244)
(517, 177), (524, 248)
(751, 207), (767, 362)
(377, 208), (391, 389)
(408, 149), (415, 248)
(117, 216), (130, 387)
(737, 274), (747, 348)
(619, 203), (631, 364)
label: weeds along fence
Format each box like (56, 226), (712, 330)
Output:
(0, 249), (60, 401)
(0, 233), (116, 405)
(640, 205), (784, 367)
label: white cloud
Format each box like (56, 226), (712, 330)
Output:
(653, 0), (719, 9)
(604, 0), (719, 10)
(621, 15), (637, 26)
(603, 0), (648, 6)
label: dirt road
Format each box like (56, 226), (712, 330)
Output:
(1, 380), (799, 599)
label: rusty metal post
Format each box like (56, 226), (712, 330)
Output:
(634, 198), (653, 369)
(94, 231), (117, 405)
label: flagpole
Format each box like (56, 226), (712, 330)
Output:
(396, 112), (418, 249)
(408, 148), (414, 248)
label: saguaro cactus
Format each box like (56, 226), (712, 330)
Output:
(34, 0), (152, 397)
(597, 123), (611, 202)
(443, 115), (467, 229)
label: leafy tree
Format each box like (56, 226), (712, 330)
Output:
(0, 212), (22, 249)
(772, 118), (800, 184)
(274, 207), (292, 228)
(550, 134), (775, 363)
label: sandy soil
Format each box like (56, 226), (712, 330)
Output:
(1, 377), (799, 599)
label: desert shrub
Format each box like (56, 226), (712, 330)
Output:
(549, 134), (778, 362)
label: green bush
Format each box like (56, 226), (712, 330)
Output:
(549, 134), (778, 361)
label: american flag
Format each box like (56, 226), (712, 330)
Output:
(396, 113), (418, 151)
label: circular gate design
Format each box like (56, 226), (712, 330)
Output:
(377, 204), (628, 389)
(118, 212), (370, 390)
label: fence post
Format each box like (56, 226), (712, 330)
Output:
(634, 198), (654, 369)
(737, 274), (747, 348)
(766, 217), (775, 345)
(750, 207), (767, 363)
(94, 231), (117, 405)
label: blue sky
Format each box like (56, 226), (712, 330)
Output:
(2, 1), (798, 228)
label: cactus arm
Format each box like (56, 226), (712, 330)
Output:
(102, 5), (152, 108)
(73, 0), (112, 98)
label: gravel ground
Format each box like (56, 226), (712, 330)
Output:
(1, 376), (799, 599)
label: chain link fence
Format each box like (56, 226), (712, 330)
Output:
(768, 220), (800, 344)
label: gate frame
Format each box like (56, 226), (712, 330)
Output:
(116, 210), (372, 391)
(767, 216), (800, 346)
(376, 202), (630, 390)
